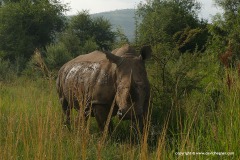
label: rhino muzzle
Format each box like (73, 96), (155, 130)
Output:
(117, 110), (123, 117)
(117, 108), (131, 119)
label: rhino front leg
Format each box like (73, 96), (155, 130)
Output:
(93, 105), (113, 133)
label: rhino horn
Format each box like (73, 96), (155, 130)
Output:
(102, 49), (123, 66)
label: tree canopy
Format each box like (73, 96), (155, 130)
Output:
(136, 0), (208, 53)
(134, 0), (210, 115)
(43, 11), (117, 70)
(67, 11), (115, 51)
(0, 0), (67, 64)
(210, 0), (240, 63)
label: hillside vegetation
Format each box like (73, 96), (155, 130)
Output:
(92, 9), (136, 41)
(0, 0), (239, 159)
(0, 70), (239, 159)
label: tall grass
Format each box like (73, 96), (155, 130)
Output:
(0, 72), (239, 159)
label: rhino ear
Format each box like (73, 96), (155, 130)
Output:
(139, 45), (152, 61)
(102, 49), (123, 65)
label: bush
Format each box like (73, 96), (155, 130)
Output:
(0, 59), (16, 82)
(147, 45), (208, 135)
(79, 38), (99, 54)
(45, 43), (72, 71)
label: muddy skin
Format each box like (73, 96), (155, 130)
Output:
(56, 44), (152, 133)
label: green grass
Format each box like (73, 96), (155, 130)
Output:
(0, 75), (239, 159)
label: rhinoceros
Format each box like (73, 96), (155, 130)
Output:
(56, 44), (151, 132)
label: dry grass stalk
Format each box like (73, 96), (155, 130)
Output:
(140, 101), (153, 160)
(33, 48), (51, 78)
(156, 108), (172, 159)
(97, 96), (116, 160)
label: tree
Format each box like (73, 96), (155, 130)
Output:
(136, 0), (207, 52)
(135, 0), (208, 85)
(68, 11), (115, 51)
(92, 16), (115, 49)
(0, 0), (67, 68)
(209, 0), (240, 63)
(135, 0), (208, 129)
(55, 11), (116, 57)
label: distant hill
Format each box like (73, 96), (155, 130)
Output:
(92, 9), (136, 41)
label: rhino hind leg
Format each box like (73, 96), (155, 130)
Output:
(93, 105), (113, 133)
(61, 97), (71, 130)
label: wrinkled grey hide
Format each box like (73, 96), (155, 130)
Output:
(56, 44), (151, 132)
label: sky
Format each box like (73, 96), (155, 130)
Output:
(62, 0), (222, 21)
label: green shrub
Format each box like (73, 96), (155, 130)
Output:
(0, 59), (16, 82)
(45, 43), (72, 71)
(80, 38), (99, 54)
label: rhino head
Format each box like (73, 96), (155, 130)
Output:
(103, 45), (152, 120)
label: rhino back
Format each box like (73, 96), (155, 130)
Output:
(57, 51), (116, 106)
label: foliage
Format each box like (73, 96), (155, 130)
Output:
(0, 0), (67, 66)
(112, 26), (129, 48)
(136, 0), (208, 53)
(57, 30), (81, 56)
(58, 11), (115, 57)
(91, 16), (115, 49)
(42, 11), (116, 71)
(136, 2), (207, 122)
(0, 71), (239, 159)
(135, 0), (210, 128)
(24, 49), (52, 78)
(209, 0), (240, 63)
(45, 43), (72, 70)
(174, 26), (208, 53)
(0, 58), (16, 81)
